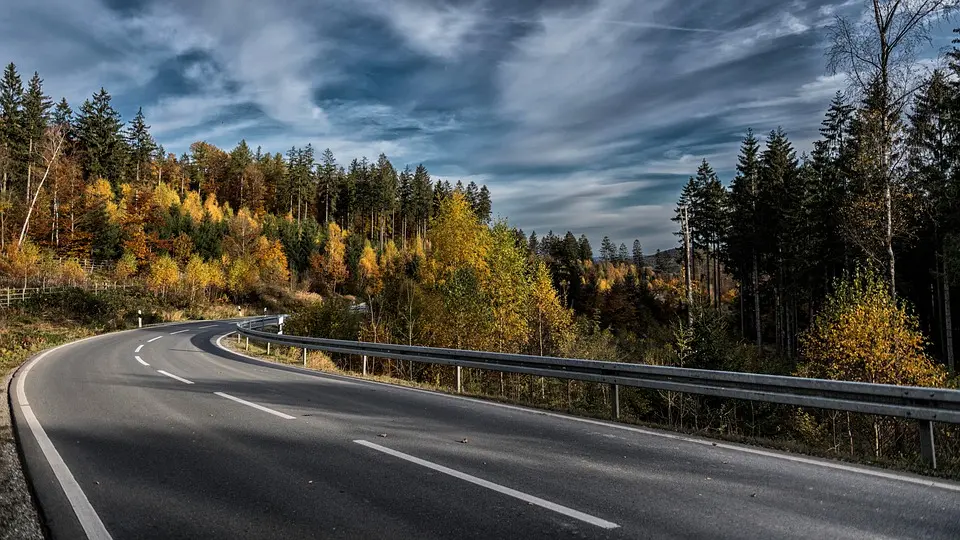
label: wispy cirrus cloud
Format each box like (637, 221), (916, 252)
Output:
(1, 0), (937, 252)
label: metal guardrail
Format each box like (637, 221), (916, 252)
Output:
(236, 316), (960, 469)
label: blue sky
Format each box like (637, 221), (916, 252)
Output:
(1, 0), (954, 251)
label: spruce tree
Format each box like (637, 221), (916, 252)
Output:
(411, 164), (432, 236)
(0, 63), (24, 196)
(318, 148), (339, 223)
(579, 234), (593, 261)
(398, 165), (412, 239)
(53, 98), (72, 129)
(74, 88), (126, 185)
(476, 185), (492, 223)
(632, 239), (643, 267)
(728, 129), (763, 344)
(126, 107), (155, 184)
(600, 235), (615, 262)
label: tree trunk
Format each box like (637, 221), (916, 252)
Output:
(944, 251), (955, 373)
(886, 181), (895, 298)
(681, 206), (693, 325)
(713, 246), (722, 307)
(739, 284), (745, 338)
(26, 139), (33, 206)
(775, 285), (782, 354)
(19, 132), (65, 248)
(753, 253), (761, 347)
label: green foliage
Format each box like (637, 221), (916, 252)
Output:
(74, 88), (127, 186)
(286, 296), (361, 341)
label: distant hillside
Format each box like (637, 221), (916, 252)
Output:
(643, 247), (683, 274)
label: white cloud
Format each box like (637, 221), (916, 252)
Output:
(360, 0), (484, 59)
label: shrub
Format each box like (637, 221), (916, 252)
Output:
(798, 267), (947, 387)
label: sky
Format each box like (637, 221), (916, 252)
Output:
(1, 0), (955, 252)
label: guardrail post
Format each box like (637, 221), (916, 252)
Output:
(362, 355), (368, 376)
(266, 341), (271, 355)
(456, 366), (462, 394)
(919, 420), (937, 469)
(245, 337), (249, 351)
(611, 384), (620, 420)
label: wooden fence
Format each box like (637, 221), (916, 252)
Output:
(0, 282), (134, 308)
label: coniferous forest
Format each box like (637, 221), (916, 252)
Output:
(2, 6), (960, 473)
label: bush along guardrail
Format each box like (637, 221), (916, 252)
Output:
(236, 316), (960, 469)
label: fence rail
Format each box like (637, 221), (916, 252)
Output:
(0, 282), (135, 307)
(236, 316), (960, 469)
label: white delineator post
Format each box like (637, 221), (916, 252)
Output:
(138, 309), (142, 328)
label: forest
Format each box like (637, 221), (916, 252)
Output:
(2, 3), (960, 473)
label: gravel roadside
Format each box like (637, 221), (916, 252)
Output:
(0, 366), (44, 540)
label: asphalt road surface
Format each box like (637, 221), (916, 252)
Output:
(10, 320), (960, 539)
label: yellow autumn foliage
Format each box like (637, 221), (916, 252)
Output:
(59, 259), (86, 286)
(182, 191), (204, 223)
(798, 268), (947, 387)
(147, 255), (180, 297)
(154, 181), (181, 209)
(84, 178), (119, 222)
(255, 236), (290, 285)
(204, 193), (224, 222)
(312, 222), (348, 293)
(113, 251), (138, 281)
(1, 242), (40, 286)
(358, 241), (381, 293)
(427, 192), (490, 282)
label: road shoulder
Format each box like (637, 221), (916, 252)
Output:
(0, 365), (44, 540)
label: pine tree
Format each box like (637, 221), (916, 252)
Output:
(758, 127), (800, 354)
(632, 239), (643, 267)
(617, 243), (629, 264)
(411, 164), (432, 237)
(398, 165), (412, 241)
(909, 68), (959, 371)
(579, 234), (593, 261)
(600, 235), (615, 262)
(74, 88), (127, 186)
(373, 153), (397, 245)
(727, 129), (763, 344)
(229, 139), (253, 209)
(465, 181), (479, 211)
(476, 185), (492, 223)
(125, 107), (155, 184)
(317, 148), (339, 224)
(528, 231), (539, 256)
(0, 62), (24, 226)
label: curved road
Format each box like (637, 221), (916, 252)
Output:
(9, 320), (960, 539)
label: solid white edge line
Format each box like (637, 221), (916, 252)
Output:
(197, 325), (217, 329)
(15, 342), (113, 540)
(169, 330), (188, 335)
(156, 370), (194, 385)
(135, 356), (149, 366)
(214, 392), (295, 420)
(147, 336), (162, 343)
(134, 345), (143, 353)
(214, 333), (960, 494)
(354, 439), (618, 529)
